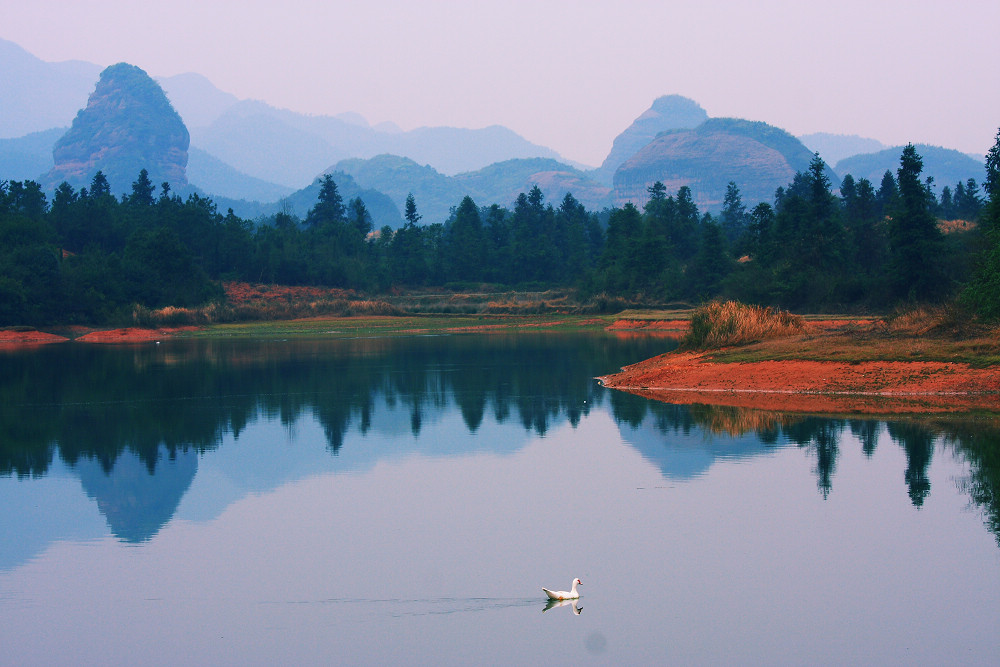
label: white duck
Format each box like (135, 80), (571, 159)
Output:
(542, 578), (582, 600)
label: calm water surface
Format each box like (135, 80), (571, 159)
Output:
(1, 334), (998, 665)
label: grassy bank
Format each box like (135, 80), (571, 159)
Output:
(183, 313), (618, 339)
(694, 304), (1000, 367)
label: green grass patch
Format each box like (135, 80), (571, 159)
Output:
(181, 313), (617, 339)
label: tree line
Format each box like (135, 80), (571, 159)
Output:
(1, 132), (999, 325)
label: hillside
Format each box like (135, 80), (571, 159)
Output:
(835, 144), (985, 190)
(613, 118), (829, 210)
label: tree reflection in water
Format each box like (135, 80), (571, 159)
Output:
(1, 334), (998, 546)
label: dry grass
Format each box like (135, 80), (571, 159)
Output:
(882, 303), (989, 339)
(699, 303), (1000, 367)
(682, 301), (806, 350)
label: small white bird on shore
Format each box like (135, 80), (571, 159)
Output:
(542, 578), (581, 600)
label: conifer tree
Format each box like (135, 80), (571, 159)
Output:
(888, 144), (946, 301)
(962, 128), (1000, 318)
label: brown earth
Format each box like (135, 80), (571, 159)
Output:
(73, 327), (199, 343)
(223, 281), (354, 304)
(0, 330), (71, 347)
(599, 350), (1000, 415)
(0, 326), (200, 346)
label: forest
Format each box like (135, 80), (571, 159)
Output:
(1, 134), (999, 326)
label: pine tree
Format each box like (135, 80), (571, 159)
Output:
(306, 175), (346, 228)
(962, 128), (1000, 318)
(404, 193), (421, 227)
(888, 144), (946, 301)
(447, 196), (485, 281)
(720, 181), (748, 247)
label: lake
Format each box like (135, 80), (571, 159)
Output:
(1, 333), (998, 666)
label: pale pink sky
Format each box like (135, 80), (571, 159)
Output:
(3, 0), (998, 166)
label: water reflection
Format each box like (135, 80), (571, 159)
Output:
(2, 335), (1000, 665)
(611, 390), (1000, 528)
(542, 598), (583, 614)
(1, 334), (999, 557)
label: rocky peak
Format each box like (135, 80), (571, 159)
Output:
(595, 95), (708, 184)
(46, 62), (189, 194)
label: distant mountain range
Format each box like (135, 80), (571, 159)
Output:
(0, 37), (989, 221)
(835, 144), (986, 190)
(187, 99), (566, 189)
(1, 38), (568, 191)
(331, 155), (611, 225)
(0, 39), (101, 137)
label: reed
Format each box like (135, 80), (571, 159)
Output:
(682, 300), (806, 350)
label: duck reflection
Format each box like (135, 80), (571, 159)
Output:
(542, 598), (583, 614)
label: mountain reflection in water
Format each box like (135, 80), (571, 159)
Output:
(1, 334), (999, 557)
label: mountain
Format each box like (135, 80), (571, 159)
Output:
(0, 128), (63, 182)
(613, 118), (830, 211)
(2, 39), (568, 193)
(189, 101), (344, 189)
(186, 147), (294, 202)
(835, 144), (986, 191)
(332, 155), (612, 224)
(221, 171), (404, 228)
(454, 158), (612, 212)
(157, 72), (240, 128)
(191, 100), (567, 188)
(379, 125), (564, 175)
(44, 63), (189, 194)
(76, 446), (198, 543)
(799, 132), (886, 167)
(0, 38), (101, 138)
(333, 155), (466, 224)
(594, 95), (709, 185)
(0, 125), (296, 205)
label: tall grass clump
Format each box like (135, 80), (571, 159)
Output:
(885, 303), (986, 338)
(682, 300), (806, 350)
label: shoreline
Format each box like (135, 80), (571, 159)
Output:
(0, 326), (200, 346)
(597, 351), (1000, 415)
(6, 314), (999, 415)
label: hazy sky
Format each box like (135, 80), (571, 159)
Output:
(3, 0), (998, 166)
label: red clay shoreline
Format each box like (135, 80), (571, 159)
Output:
(0, 326), (199, 346)
(597, 351), (1000, 415)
